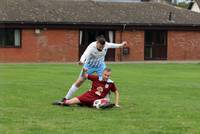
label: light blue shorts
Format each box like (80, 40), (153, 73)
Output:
(79, 63), (106, 77)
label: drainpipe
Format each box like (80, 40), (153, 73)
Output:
(120, 24), (126, 61)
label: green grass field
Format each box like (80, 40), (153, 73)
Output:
(1, 63), (200, 134)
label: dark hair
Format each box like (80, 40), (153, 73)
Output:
(96, 35), (106, 45)
(103, 67), (111, 72)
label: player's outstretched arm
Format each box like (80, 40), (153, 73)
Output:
(107, 41), (127, 48)
(114, 90), (120, 108)
(121, 41), (127, 47)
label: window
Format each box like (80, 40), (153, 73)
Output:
(0, 29), (21, 48)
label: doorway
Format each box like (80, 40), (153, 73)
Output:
(144, 30), (167, 60)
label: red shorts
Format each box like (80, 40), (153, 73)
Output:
(77, 91), (101, 107)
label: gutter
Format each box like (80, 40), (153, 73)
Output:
(1, 21), (200, 31)
(1, 21), (200, 27)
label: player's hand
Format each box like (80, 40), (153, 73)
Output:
(78, 61), (83, 65)
(122, 41), (127, 47)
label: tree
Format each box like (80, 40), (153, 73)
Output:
(177, 2), (191, 8)
(165, 0), (172, 4)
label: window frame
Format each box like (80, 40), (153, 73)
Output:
(0, 29), (22, 48)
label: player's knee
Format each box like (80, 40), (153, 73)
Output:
(75, 79), (85, 87)
(75, 82), (81, 87)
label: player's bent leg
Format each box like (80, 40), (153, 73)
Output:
(64, 77), (85, 99)
(96, 63), (106, 77)
(64, 83), (78, 100)
(74, 77), (86, 88)
(64, 66), (94, 100)
(104, 92), (110, 101)
(64, 97), (80, 105)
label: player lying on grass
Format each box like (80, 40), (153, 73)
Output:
(62, 35), (126, 101)
(53, 68), (120, 108)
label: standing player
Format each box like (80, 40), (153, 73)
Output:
(62, 35), (126, 102)
(54, 68), (120, 108)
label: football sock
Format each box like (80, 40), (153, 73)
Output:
(64, 84), (78, 99)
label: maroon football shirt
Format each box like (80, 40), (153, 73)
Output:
(87, 75), (117, 98)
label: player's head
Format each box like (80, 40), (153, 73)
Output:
(96, 35), (106, 52)
(102, 68), (111, 81)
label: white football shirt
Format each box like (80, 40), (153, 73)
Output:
(80, 41), (123, 67)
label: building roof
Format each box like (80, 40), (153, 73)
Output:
(1, 0), (200, 27)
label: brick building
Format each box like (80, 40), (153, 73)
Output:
(0, 0), (200, 62)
